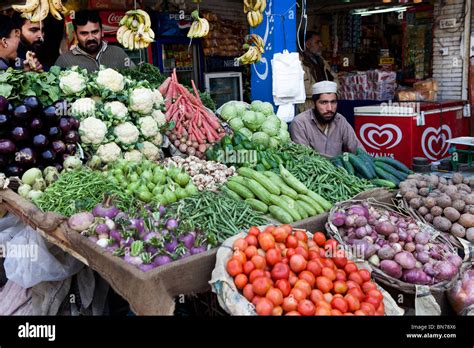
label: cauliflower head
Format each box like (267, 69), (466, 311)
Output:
(151, 109), (167, 127)
(129, 87), (154, 115)
(114, 122), (140, 145)
(104, 101), (128, 122)
(152, 89), (164, 108)
(71, 98), (96, 118)
(79, 117), (108, 145)
(151, 133), (163, 147)
(96, 68), (125, 92)
(96, 142), (122, 164)
(139, 141), (161, 161)
(138, 116), (159, 138)
(59, 70), (87, 95)
(124, 150), (143, 162)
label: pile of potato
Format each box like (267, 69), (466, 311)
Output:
(400, 173), (474, 242)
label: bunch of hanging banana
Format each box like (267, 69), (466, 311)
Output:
(244, 0), (266, 27)
(116, 9), (155, 50)
(187, 10), (210, 39)
(236, 34), (265, 65)
(12, 0), (69, 22)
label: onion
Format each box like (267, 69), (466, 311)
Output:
(187, 147), (196, 156)
(394, 251), (417, 269)
(348, 205), (369, 218)
(180, 137), (187, 144)
(398, 222), (408, 229)
(434, 261), (458, 281)
(169, 133), (177, 141)
(378, 245), (396, 260)
(416, 251), (430, 264)
(174, 140), (181, 148)
(186, 140), (192, 146)
(192, 141), (199, 148)
(375, 221), (396, 237)
(447, 254), (463, 268)
(398, 230), (408, 241)
(345, 215), (357, 227)
(391, 243), (403, 253)
(388, 233), (399, 243)
(179, 143), (188, 153)
(404, 242), (416, 253)
(355, 216), (368, 227)
(355, 227), (367, 238)
(414, 231), (431, 245)
(369, 254), (380, 267)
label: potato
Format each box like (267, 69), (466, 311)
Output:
(424, 214), (434, 223)
(436, 195), (452, 209)
(433, 216), (452, 232)
(416, 180), (428, 189)
(464, 193), (474, 205)
(469, 178), (474, 188)
(456, 184), (471, 193)
(463, 205), (471, 213)
(450, 192), (462, 201)
(400, 186), (418, 196)
(458, 213), (474, 228)
(418, 206), (429, 216)
(404, 191), (418, 202)
(428, 174), (439, 187)
(430, 206), (443, 217)
(424, 197), (437, 209)
(409, 198), (423, 209)
(452, 172), (464, 185)
(408, 174), (423, 181)
(443, 207), (461, 222)
(452, 199), (466, 213)
(418, 188), (430, 197)
(439, 177), (448, 185)
(442, 185), (457, 196)
(428, 192), (440, 198)
(466, 227), (474, 242)
(463, 177), (470, 185)
(450, 223), (466, 238)
(470, 206), (474, 215)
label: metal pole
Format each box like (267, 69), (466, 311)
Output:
(462, 0), (472, 100)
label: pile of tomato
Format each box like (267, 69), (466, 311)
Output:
(226, 225), (385, 316)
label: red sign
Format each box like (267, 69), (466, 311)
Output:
(89, 0), (139, 10)
(99, 11), (125, 36)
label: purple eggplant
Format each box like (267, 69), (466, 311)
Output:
(68, 117), (80, 130)
(43, 105), (61, 124)
(29, 117), (43, 132)
(51, 140), (66, 154)
(40, 149), (56, 162)
(59, 117), (72, 133)
(6, 102), (13, 115)
(65, 143), (77, 155)
(10, 127), (29, 142)
(23, 96), (41, 112)
(0, 96), (8, 113)
(14, 147), (36, 165)
(48, 126), (62, 140)
(0, 139), (16, 154)
(5, 164), (24, 177)
(13, 105), (32, 125)
(0, 114), (10, 129)
(0, 154), (10, 168)
(64, 130), (79, 144)
(32, 134), (49, 148)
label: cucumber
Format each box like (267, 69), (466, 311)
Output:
(371, 179), (397, 189)
(294, 201), (309, 219)
(245, 198), (269, 213)
(269, 205), (294, 224)
(269, 194), (302, 221)
(297, 200), (317, 216)
(221, 186), (242, 201)
(375, 156), (412, 174)
(244, 178), (272, 205)
(279, 164), (308, 194)
(227, 175), (247, 185)
(331, 157), (344, 169)
(280, 195), (308, 219)
(306, 190), (333, 211)
(226, 181), (255, 199)
(341, 154), (355, 175)
(263, 171), (299, 200)
(356, 148), (377, 177)
(237, 167), (281, 195)
(297, 194), (325, 214)
(348, 153), (375, 179)
(374, 166), (400, 186)
(374, 161), (407, 181)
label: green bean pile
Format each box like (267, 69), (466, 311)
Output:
(36, 169), (136, 216)
(277, 143), (375, 203)
(167, 191), (269, 247)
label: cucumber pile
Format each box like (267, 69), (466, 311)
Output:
(331, 149), (412, 189)
(223, 165), (332, 223)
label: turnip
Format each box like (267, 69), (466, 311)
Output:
(348, 205), (369, 218)
(331, 212), (346, 227)
(394, 251), (417, 269)
(355, 227), (367, 239)
(179, 232), (196, 250)
(345, 215), (357, 227)
(191, 245), (207, 255)
(380, 260), (403, 279)
(153, 255), (172, 266)
(68, 212), (95, 232)
(355, 216), (368, 227)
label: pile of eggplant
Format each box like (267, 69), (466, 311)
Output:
(0, 96), (80, 177)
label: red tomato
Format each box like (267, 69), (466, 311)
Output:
(289, 272), (298, 287)
(249, 269), (265, 283)
(344, 312), (354, 316)
(243, 284), (254, 301)
(366, 289), (383, 304)
(365, 294), (383, 308)
(244, 245), (258, 259)
(226, 258), (243, 277)
(295, 246), (309, 260)
(258, 232), (275, 251)
(360, 302), (376, 316)
(314, 307), (331, 316)
(234, 273), (248, 289)
(272, 227), (289, 243)
(272, 306), (283, 316)
(323, 293), (333, 304)
(282, 296), (298, 312)
(244, 235), (258, 247)
(286, 248), (296, 258)
(294, 279), (312, 297)
(310, 289), (325, 304)
(321, 267), (336, 281)
(294, 230), (308, 242)
(362, 281), (377, 294)
(256, 298), (274, 316)
(315, 300), (332, 311)
(271, 262), (290, 281)
(333, 256), (348, 269)
(248, 226), (261, 236)
(358, 269), (371, 282)
(297, 240), (308, 250)
(281, 257), (289, 264)
(233, 238), (248, 251)
(319, 248), (327, 258)
(333, 280), (348, 295)
(290, 288), (307, 302)
(266, 248), (282, 266)
(316, 276), (333, 293)
(344, 294), (361, 312)
(257, 248), (266, 257)
(232, 250), (247, 264)
(354, 310), (367, 316)
(306, 260), (322, 277)
(251, 255), (266, 270)
(285, 311), (301, 316)
(298, 270), (316, 287)
(277, 242), (286, 251)
(275, 279), (291, 297)
(297, 299), (315, 316)
(335, 269), (347, 281)
(331, 297), (348, 313)
(331, 309), (343, 316)
(286, 235), (298, 249)
(348, 287), (365, 302)
(266, 287), (283, 306)
(348, 272), (364, 286)
(252, 296), (262, 306)
(322, 258), (336, 269)
(264, 271), (272, 280)
(312, 232), (326, 247)
(280, 224), (292, 234)
(308, 250), (320, 260)
(344, 262), (358, 275)
(346, 280), (361, 291)
(325, 239), (338, 250)
(375, 302), (385, 316)
(252, 277), (272, 296)
(289, 254), (307, 273)
(307, 240), (317, 249)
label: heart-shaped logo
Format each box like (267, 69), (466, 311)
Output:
(359, 124), (403, 150)
(421, 125), (452, 161)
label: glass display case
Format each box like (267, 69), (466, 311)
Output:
(204, 72), (243, 109)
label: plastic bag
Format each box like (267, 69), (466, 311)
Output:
(447, 264), (474, 316)
(4, 223), (84, 288)
(0, 213), (24, 246)
(271, 50), (306, 105)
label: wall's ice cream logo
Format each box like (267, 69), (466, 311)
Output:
(421, 125), (452, 161)
(359, 123), (402, 150)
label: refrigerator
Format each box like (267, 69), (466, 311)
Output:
(204, 72), (243, 109)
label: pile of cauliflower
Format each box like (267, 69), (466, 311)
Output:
(61, 67), (168, 164)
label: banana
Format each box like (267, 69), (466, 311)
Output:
(12, 0), (39, 13)
(259, 0), (266, 12)
(147, 28), (155, 39)
(141, 31), (154, 44)
(247, 11), (254, 27)
(48, 0), (62, 20)
(199, 18), (209, 37)
(51, 0), (68, 15)
(252, 11), (260, 27)
(116, 26), (127, 44)
(122, 29), (132, 49)
(30, 0), (49, 22)
(256, 11), (263, 26)
(128, 32), (136, 50)
(254, 0), (262, 12)
(136, 9), (151, 31)
(119, 15), (128, 26)
(244, 4), (249, 14)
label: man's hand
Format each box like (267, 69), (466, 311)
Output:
(23, 51), (44, 72)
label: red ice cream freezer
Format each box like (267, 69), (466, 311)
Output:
(354, 100), (470, 168)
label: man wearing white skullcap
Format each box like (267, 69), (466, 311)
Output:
(289, 81), (365, 157)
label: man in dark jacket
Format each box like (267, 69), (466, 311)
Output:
(12, 12), (45, 71)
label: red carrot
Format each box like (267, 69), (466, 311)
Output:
(159, 77), (172, 95)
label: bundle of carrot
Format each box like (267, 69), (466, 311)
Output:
(159, 69), (225, 158)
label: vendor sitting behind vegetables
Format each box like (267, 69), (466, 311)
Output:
(290, 81), (364, 157)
